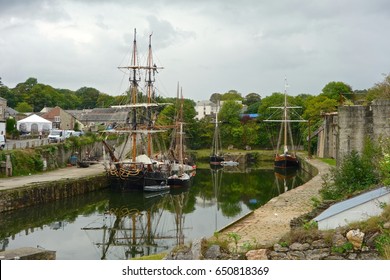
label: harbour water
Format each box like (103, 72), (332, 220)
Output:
(0, 165), (312, 260)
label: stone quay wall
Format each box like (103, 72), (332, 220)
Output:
(0, 174), (108, 213)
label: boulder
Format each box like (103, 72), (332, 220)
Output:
(346, 229), (365, 250)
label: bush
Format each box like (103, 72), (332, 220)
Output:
(320, 150), (379, 200)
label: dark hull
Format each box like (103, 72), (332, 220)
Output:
(210, 155), (224, 165)
(107, 168), (169, 191)
(167, 177), (191, 188)
(107, 172), (144, 191)
(274, 154), (300, 169)
(144, 171), (168, 187)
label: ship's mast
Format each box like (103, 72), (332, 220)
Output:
(283, 77), (288, 154)
(179, 88), (184, 174)
(146, 33), (154, 158)
(130, 28), (140, 162)
(145, 32), (163, 158)
(212, 101), (221, 157)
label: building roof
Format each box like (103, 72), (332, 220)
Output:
(196, 100), (215, 106)
(77, 108), (128, 123)
(17, 114), (52, 124)
(314, 186), (390, 222)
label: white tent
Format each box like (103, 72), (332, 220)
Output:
(17, 114), (52, 133)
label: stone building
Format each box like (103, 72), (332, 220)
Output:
(0, 97), (6, 121)
(317, 100), (390, 161)
(41, 106), (77, 130)
(0, 97), (6, 135)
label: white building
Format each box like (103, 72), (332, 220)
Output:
(195, 100), (245, 120)
(195, 100), (218, 120)
(17, 114), (52, 133)
(314, 186), (390, 230)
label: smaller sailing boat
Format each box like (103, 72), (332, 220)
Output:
(210, 101), (224, 166)
(264, 77), (307, 169)
(167, 85), (194, 187)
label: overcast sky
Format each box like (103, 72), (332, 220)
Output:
(1, 0), (390, 101)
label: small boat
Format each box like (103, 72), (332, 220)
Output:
(168, 172), (191, 187)
(210, 101), (224, 166)
(144, 183), (170, 192)
(220, 160), (239, 166)
(264, 77), (307, 169)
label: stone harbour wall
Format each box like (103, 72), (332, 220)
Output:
(0, 174), (108, 212)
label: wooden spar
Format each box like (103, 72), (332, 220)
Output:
(130, 28), (138, 163)
(284, 80), (288, 154)
(264, 120), (308, 122)
(102, 140), (121, 171)
(146, 33), (153, 158)
(177, 87), (185, 174)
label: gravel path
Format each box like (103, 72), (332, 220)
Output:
(219, 158), (331, 248)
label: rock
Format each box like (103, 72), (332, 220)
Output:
(287, 250), (305, 260)
(273, 243), (289, 252)
(312, 239), (328, 248)
(191, 238), (207, 260)
(204, 245), (222, 259)
(383, 222), (390, 229)
(289, 242), (310, 251)
(245, 249), (268, 260)
(332, 231), (347, 247)
(305, 248), (330, 260)
(346, 229), (365, 250)
(268, 251), (288, 260)
(365, 232), (380, 248)
(357, 252), (381, 260)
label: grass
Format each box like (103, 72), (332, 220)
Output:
(319, 158), (337, 166)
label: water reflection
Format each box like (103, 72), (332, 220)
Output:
(0, 166), (312, 260)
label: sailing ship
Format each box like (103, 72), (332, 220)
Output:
(210, 101), (224, 166)
(102, 29), (170, 190)
(167, 85), (195, 187)
(264, 77), (307, 169)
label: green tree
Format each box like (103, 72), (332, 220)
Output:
(0, 84), (15, 107)
(219, 100), (242, 125)
(57, 89), (82, 109)
(244, 92), (261, 106)
(11, 77), (38, 107)
(258, 92), (291, 115)
(97, 93), (115, 108)
(15, 101), (33, 113)
(302, 95), (338, 124)
(28, 83), (65, 112)
(210, 93), (222, 103)
(366, 73), (390, 101)
(321, 81), (353, 103)
(6, 117), (17, 135)
(221, 90), (243, 101)
(219, 100), (243, 148)
(76, 87), (100, 109)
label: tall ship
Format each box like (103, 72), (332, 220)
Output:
(210, 101), (224, 166)
(264, 77), (307, 169)
(167, 84), (196, 187)
(103, 29), (170, 190)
